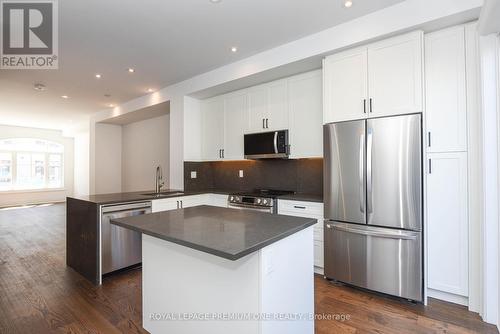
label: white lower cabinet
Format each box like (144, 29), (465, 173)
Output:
(152, 195), (208, 213)
(427, 152), (468, 297)
(208, 194), (228, 208)
(278, 200), (324, 273)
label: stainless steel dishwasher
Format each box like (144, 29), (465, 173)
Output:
(101, 202), (151, 275)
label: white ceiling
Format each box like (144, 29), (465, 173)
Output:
(0, 0), (406, 130)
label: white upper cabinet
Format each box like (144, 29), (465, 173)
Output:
(367, 31), (423, 117)
(323, 31), (423, 123)
(266, 80), (289, 131)
(427, 152), (468, 296)
(247, 87), (268, 133)
(223, 92), (246, 160)
(245, 80), (289, 133)
(288, 70), (323, 158)
(323, 47), (368, 123)
(201, 97), (224, 161)
(425, 26), (467, 153)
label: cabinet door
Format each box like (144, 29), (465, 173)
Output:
(288, 70), (323, 158)
(425, 26), (467, 152)
(201, 97), (224, 161)
(152, 198), (179, 213)
(323, 47), (368, 123)
(246, 87), (268, 133)
(367, 31), (423, 117)
(208, 194), (228, 208)
(266, 80), (288, 131)
(427, 152), (468, 296)
(224, 93), (246, 160)
(179, 195), (206, 208)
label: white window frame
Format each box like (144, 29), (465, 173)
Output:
(0, 138), (65, 193)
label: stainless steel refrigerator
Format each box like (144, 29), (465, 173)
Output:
(323, 113), (423, 302)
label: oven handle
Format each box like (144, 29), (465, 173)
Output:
(228, 203), (273, 213)
(273, 131), (278, 154)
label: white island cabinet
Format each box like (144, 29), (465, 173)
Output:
(111, 206), (315, 334)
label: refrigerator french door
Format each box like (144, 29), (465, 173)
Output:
(323, 114), (423, 301)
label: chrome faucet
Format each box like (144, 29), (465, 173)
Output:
(155, 166), (164, 194)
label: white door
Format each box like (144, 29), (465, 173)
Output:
(323, 46), (368, 123)
(425, 26), (467, 152)
(427, 152), (468, 296)
(201, 97), (224, 161)
(266, 80), (288, 131)
(288, 70), (323, 158)
(367, 31), (423, 117)
(246, 87), (268, 133)
(152, 198), (179, 213)
(224, 92), (246, 160)
(179, 195), (206, 208)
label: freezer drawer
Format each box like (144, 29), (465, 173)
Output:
(324, 222), (422, 301)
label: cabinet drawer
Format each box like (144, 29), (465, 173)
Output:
(278, 200), (323, 217)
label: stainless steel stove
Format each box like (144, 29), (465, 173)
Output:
(227, 189), (295, 213)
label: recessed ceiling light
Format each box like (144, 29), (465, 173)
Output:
(210, 0), (221, 3)
(344, 0), (353, 8)
(108, 103), (115, 108)
(231, 46), (238, 53)
(95, 74), (102, 79)
(33, 83), (46, 91)
(127, 68), (135, 73)
(147, 88), (154, 93)
(104, 94), (111, 98)
(61, 95), (69, 99)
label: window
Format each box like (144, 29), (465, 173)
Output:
(0, 138), (64, 191)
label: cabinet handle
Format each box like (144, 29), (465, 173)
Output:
(222, 149), (224, 159)
(180, 200), (183, 208)
(363, 99), (367, 114)
(294, 205), (306, 209)
(369, 98), (373, 113)
(266, 118), (269, 129)
(176, 200), (179, 209)
(262, 119), (265, 129)
(428, 159), (432, 174)
(428, 132), (431, 147)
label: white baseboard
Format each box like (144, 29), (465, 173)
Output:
(427, 288), (469, 307)
(314, 266), (324, 275)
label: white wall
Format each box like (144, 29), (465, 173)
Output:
(94, 123), (122, 194)
(0, 124), (74, 207)
(73, 128), (90, 197)
(122, 114), (170, 192)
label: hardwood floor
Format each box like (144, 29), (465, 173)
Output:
(0, 203), (497, 334)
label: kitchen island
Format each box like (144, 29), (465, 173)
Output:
(111, 205), (316, 334)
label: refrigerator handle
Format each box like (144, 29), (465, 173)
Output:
(328, 223), (418, 240)
(359, 133), (365, 213)
(367, 128), (373, 215)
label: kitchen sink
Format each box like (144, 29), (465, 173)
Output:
(141, 192), (184, 198)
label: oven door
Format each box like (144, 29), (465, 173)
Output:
(228, 203), (274, 214)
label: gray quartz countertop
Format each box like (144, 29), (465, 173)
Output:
(68, 189), (232, 205)
(68, 189), (323, 205)
(110, 205), (317, 260)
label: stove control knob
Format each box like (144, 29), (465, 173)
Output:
(256, 198), (262, 204)
(263, 199), (268, 205)
(229, 196), (234, 202)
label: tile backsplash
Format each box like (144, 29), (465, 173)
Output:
(184, 158), (323, 195)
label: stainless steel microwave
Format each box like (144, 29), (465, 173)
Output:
(244, 130), (289, 159)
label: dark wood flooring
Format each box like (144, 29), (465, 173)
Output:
(0, 203), (497, 334)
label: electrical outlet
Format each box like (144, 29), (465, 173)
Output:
(190, 171), (197, 179)
(239, 170), (244, 178)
